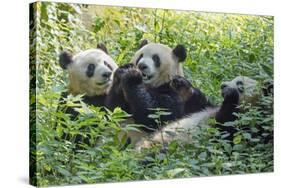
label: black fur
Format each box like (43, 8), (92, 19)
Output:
(121, 69), (185, 132)
(215, 87), (240, 140)
(86, 64), (95, 77)
(139, 39), (149, 49)
(59, 51), (73, 69)
(136, 54), (143, 66)
(170, 76), (212, 115)
(185, 89), (212, 114)
(97, 43), (108, 54)
(215, 81), (273, 143)
(262, 81), (273, 96)
(152, 54), (161, 68)
(104, 61), (113, 71)
(105, 64), (134, 113)
(172, 45), (187, 62)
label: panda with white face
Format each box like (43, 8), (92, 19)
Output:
(135, 76), (266, 151)
(119, 40), (188, 132)
(59, 43), (118, 98)
(57, 44), (118, 145)
(58, 43), (118, 121)
(215, 76), (259, 139)
(132, 40), (185, 87)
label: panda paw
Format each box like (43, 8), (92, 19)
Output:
(222, 88), (240, 104)
(119, 63), (134, 70)
(121, 69), (143, 88)
(170, 75), (192, 92)
(114, 64), (134, 79)
(112, 64), (135, 90)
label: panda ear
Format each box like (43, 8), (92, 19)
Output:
(97, 43), (108, 54)
(139, 39), (149, 49)
(262, 81), (273, 96)
(59, 51), (73, 69)
(173, 45), (187, 62)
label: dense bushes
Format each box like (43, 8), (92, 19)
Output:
(30, 2), (273, 186)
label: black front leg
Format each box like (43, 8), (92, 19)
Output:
(105, 81), (130, 113)
(121, 69), (158, 131)
(215, 87), (240, 139)
(105, 64), (134, 113)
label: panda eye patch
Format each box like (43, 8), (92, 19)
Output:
(86, 64), (95, 77)
(136, 53), (143, 65)
(236, 81), (244, 92)
(152, 54), (160, 67)
(104, 61), (113, 71)
(236, 81), (243, 85)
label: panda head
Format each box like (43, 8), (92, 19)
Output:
(130, 40), (186, 87)
(221, 76), (259, 104)
(59, 44), (118, 96)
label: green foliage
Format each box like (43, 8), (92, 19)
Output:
(30, 2), (273, 186)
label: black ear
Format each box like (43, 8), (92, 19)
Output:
(262, 81), (273, 96)
(173, 45), (187, 62)
(97, 43), (108, 54)
(59, 51), (73, 69)
(139, 39), (149, 49)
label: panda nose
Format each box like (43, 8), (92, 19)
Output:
(138, 63), (148, 71)
(102, 71), (112, 78)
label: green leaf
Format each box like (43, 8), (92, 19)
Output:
(233, 135), (242, 144)
(167, 168), (186, 177)
(148, 114), (159, 119)
(242, 133), (252, 140)
(57, 167), (72, 177)
(198, 152), (207, 160)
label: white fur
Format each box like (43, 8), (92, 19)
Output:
(67, 49), (118, 96)
(131, 43), (184, 88)
(135, 107), (218, 151)
(134, 76), (259, 151)
(222, 76), (258, 104)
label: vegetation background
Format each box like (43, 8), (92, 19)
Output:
(29, 2), (273, 186)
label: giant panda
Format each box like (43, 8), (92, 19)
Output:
(135, 76), (270, 151)
(58, 43), (118, 118)
(119, 40), (189, 132)
(57, 43), (118, 145)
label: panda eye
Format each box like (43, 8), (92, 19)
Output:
(152, 54), (160, 68)
(86, 64), (95, 77)
(236, 81), (244, 93)
(136, 53), (143, 65)
(221, 84), (227, 90)
(236, 81), (243, 85)
(104, 61), (113, 71)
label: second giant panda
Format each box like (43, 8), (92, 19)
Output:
(135, 76), (270, 151)
(119, 40), (191, 132)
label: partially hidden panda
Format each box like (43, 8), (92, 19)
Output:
(117, 40), (190, 132)
(135, 76), (272, 151)
(58, 43), (118, 118)
(57, 43), (118, 145)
